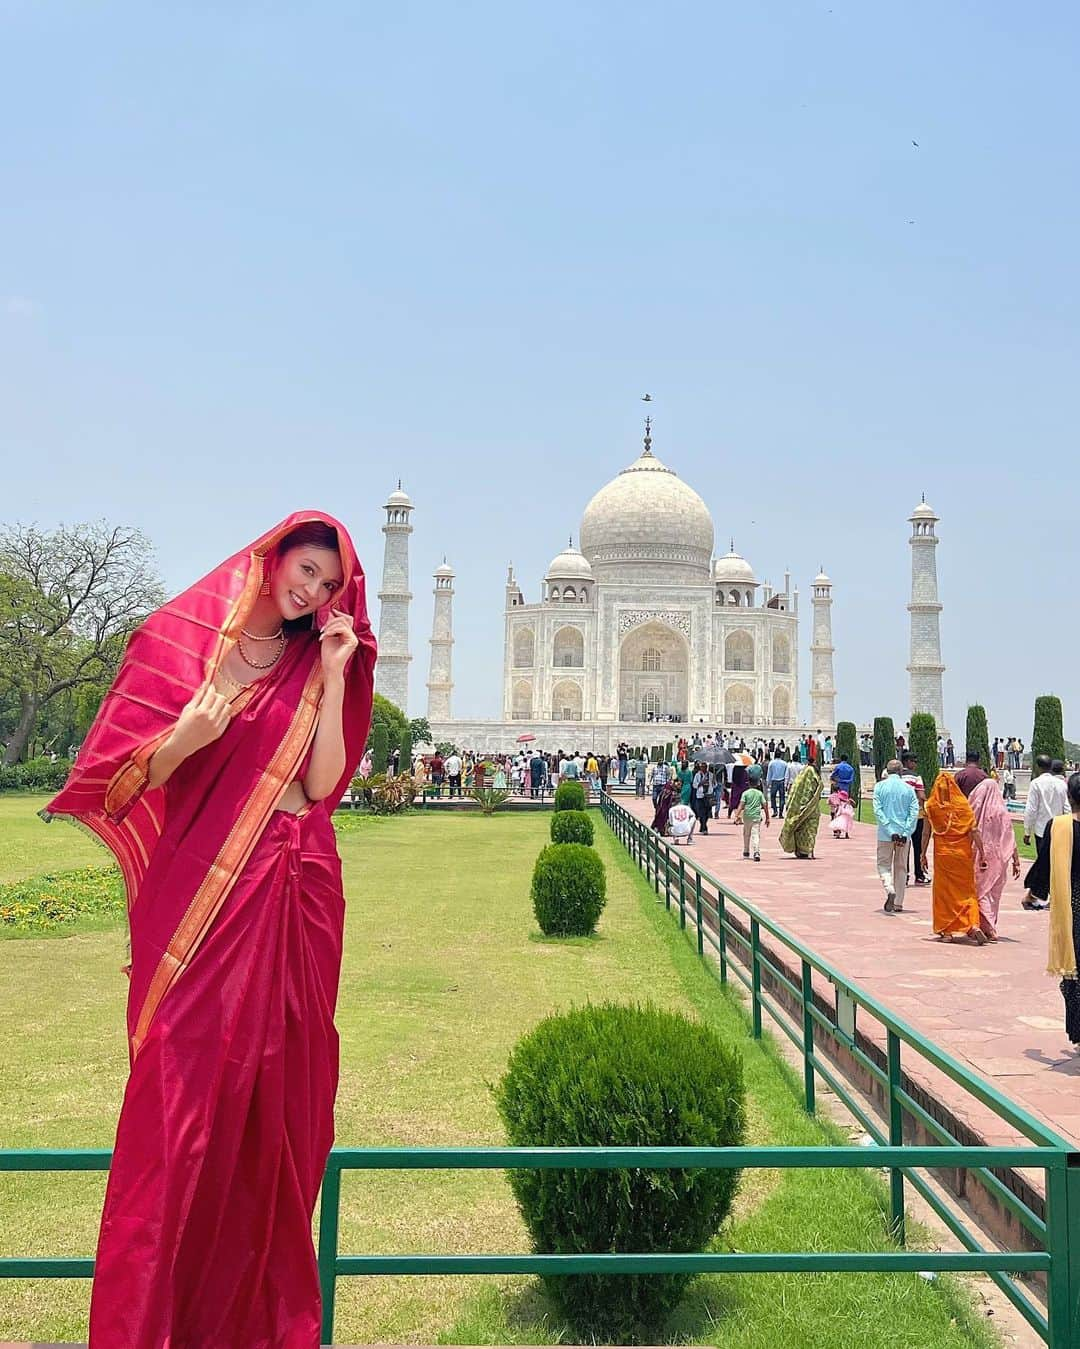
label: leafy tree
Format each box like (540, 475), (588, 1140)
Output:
(0, 523), (164, 764)
(368, 692), (408, 755)
(965, 705), (991, 773)
(872, 717), (896, 781)
(909, 712), (939, 792)
(408, 716), (432, 746)
(1032, 695), (1065, 777)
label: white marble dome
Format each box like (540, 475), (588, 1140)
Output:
(545, 542), (593, 581)
(579, 445), (714, 577)
(714, 546), (757, 584)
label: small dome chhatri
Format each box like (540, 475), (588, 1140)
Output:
(714, 542), (757, 585)
(545, 540), (594, 581)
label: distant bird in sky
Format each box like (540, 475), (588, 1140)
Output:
(642, 393), (652, 402)
(907, 219), (915, 225)
(912, 140), (919, 147)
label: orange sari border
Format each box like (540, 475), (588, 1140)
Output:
(130, 661), (325, 1058)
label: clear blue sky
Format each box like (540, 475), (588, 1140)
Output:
(3, 1), (1076, 739)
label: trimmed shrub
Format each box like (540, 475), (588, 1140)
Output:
(494, 1001), (746, 1341)
(553, 780), (586, 812)
(0, 757), (73, 793)
(664, 741), (673, 763)
(965, 705), (991, 773)
(909, 711), (939, 792)
(1032, 695), (1065, 777)
(397, 727), (413, 774)
(531, 843), (606, 937)
(835, 721), (860, 804)
(370, 722), (389, 776)
(872, 717), (895, 781)
(550, 809), (594, 845)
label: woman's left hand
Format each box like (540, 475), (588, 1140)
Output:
(319, 608), (358, 680)
(1011, 852), (1021, 878)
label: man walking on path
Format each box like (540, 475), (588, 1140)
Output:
(445, 750), (463, 799)
(1023, 757), (1069, 908)
(830, 753), (856, 796)
(954, 749), (988, 797)
(735, 772), (770, 861)
(900, 750), (928, 885)
(651, 757), (671, 809)
(873, 760), (920, 913)
(766, 749), (788, 818)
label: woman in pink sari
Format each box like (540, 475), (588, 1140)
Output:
(44, 511), (376, 1349)
(969, 776), (1021, 940)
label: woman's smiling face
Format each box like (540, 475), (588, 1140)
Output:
(271, 545), (344, 621)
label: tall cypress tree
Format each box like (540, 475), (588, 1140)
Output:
(397, 728), (413, 775)
(872, 717), (896, 781)
(965, 705), (992, 773)
(909, 712), (939, 793)
(371, 722), (389, 775)
(1032, 695), (1065, 777)
(835, 721), (860, 805)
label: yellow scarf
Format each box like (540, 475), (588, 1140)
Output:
(1047, 814), (1077, 979)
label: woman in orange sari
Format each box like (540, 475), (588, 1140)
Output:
(44, 511), (376, 1348)
(920, 772), (987, 944)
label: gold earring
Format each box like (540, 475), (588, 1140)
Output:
(259, 580), (271, 596)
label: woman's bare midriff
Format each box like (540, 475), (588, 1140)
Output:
(276, 780), (309, 814)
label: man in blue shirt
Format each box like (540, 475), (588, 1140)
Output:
(766, 750), (789, 818)
(830, 754), (856, 794)
(872, 760), (920, 913)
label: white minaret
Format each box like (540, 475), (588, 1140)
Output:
(374, 482), (413, 713)
(809, 568), (836, 728)
(908, 498), (945, 728)
(426, 560), (455, 720)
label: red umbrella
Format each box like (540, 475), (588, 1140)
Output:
(516, 733), (536, 743)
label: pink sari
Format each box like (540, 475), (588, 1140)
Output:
(969, 777), (1016, 938)
(45, 511), (376, 1348)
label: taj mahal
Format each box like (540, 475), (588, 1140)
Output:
(372, 421), (946, 753)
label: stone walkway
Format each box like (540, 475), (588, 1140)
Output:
(621, 796), (1080, 1153)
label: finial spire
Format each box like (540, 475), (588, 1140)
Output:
(643, 415), (653, 456)
(398, 478), (403, 490)
(730, 537), (735, 553)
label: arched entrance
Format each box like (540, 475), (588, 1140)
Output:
(618, 621), (689, 722)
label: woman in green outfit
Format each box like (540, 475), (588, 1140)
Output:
(678, 759), (694, 806)
(780, 765), (822, 859)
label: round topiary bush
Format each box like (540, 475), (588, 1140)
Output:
(549, 809), (594, 845)
(531, 843), (605, 937)
(553, 780), (586, 812)
(494, 1001), (746, 1341)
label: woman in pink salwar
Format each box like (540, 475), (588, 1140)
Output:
(969, 776), (1021, 940)
(44, 511), (376, 1348)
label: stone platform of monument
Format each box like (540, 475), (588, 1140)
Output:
(620, 796), (1080, 1161)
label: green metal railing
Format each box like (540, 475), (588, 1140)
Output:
(2, 795), (1079, 1344)
(1, 1142), (1072, 1344)
(599, 791), (1080, 1344)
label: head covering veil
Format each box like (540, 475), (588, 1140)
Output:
(45, 510), (377, 911)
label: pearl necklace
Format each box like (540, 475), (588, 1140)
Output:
(238, 630), (285, 669)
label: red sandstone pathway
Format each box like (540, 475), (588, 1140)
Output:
(623, 796), (1080, 1153)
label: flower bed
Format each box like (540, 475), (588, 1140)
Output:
(0, 865), (125, 934)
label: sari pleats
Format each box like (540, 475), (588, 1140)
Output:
(88, 808), (343, 1349)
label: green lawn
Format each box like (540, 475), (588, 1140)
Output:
(0, 794), (110, 883)
(0, 798), (998, 1346)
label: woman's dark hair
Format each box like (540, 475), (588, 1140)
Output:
(273, 521), (341, 632)
(278, 521), (339, 555)
(1067, 772), (1080, 810)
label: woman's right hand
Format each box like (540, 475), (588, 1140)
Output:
(170, 683), (234, 758)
